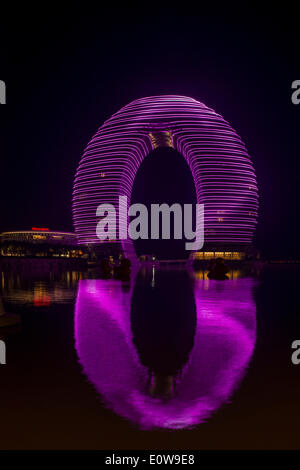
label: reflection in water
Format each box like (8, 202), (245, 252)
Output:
(131, 269), (196, 398)
(0, 259), (83, 307)
(74, 268), (257, 430)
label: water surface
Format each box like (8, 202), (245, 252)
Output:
(0, 259), (299, 449)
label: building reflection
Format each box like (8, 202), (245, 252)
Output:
(74, 268), (257, 429)
(130, 269), (196, 399)
(0, 259), (83, 307)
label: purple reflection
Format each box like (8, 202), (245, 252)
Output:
(74, 273), (256, 429)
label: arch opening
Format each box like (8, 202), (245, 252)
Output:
(130, 146), (197, 260)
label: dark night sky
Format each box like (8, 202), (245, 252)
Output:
(0, 4), (299, 259)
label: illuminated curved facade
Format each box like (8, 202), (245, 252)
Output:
(72, 95), (258, 256)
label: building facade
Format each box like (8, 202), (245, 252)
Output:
(0, 229), (85, 258)
(72, 95), (259, 261)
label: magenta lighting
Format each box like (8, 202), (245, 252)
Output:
(74, 276), (256, 429)
(72, 96), (258, 253)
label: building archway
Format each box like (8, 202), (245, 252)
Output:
(72, 96), (258, 260)
(130, 146), (197, 260)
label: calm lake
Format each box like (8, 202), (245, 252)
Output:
(0, 259), (299, 449)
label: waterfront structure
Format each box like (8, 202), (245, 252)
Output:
(72, 95), (258, 260)
(0, 228), (84, 258)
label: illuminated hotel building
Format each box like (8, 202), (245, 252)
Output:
(72, 96), (258, 261)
